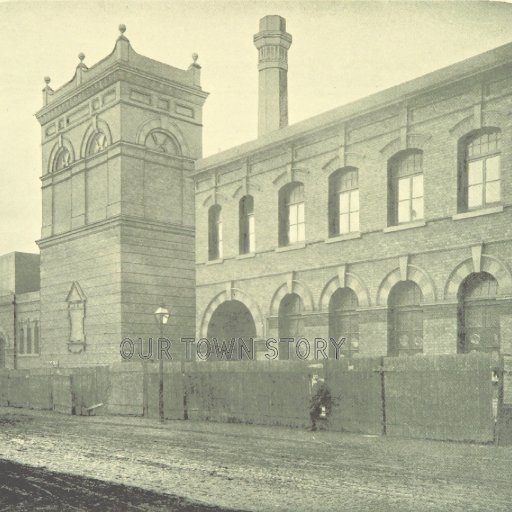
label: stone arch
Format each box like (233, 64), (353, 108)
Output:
(272, 167), (309, 188)
(377, 265), (436, 305)
(47, 137), (75, 174)
(136, 117), (188, 157)
(80, 118), (113, 158)
(380, 132), (432, 161)
(444, 255), (512, 300)
(449, 110), (505, 139)
(201, 192), (230, 208)
(319, 272), (371, 310)
(269, 280), (315, 316)
(200, 288), (264, 339)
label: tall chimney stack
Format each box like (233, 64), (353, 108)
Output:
(253, 15), (292, 137)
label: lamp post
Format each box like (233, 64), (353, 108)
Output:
(154, 305), (170, 424)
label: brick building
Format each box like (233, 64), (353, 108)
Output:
(0, 16), (511, 368)
(194, 15), (512, 361)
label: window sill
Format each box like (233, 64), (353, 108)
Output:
(17, 353), (40, 358)
(236, 252), (256, 260)
(275, 242), (306, 253)
(383, 220), (426, 233)
(325, 232), (361, 244)
(206, 258), (224, 265)
(452, 205), (503, 221)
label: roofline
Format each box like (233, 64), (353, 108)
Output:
(194, 39), (512, 175)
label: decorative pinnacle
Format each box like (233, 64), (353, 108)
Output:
(192, 52), (198, 63)
(78, 52), (85, 62)
(44, 76), (51, 85)
(119, 24), (126, 35)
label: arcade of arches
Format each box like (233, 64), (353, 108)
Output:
(204, 270), (507, 360)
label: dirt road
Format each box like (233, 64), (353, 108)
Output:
(0, 407), (511, 511)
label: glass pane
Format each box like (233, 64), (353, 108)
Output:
(350, 190), (359, 212)
(218, 240), (223, 259)
(218, 222), (223, 243)
(468, 184), (483, 208)
(485, 180), (500, 204)
(486, 156), (500, 181)
(248, 215), (255, 235)
(398, 177), (411, 201)
(350, 211), (360, 232)
(412, 197), (424, 220)
(289, 204), (297, 225)
(398, 200), (410, 223)
(340, 213), (349, 234)
(412, 174), (423, 198)
(249, 231), (255, 252)
(289, 225), (297, 244)
(468, 160), (483, 185)
(297, 222), (305, 241)
(297, 202), (305, 223)
(339, 192), (350, 213)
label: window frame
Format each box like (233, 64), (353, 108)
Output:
(329, 168), (360, 237)
(239, 195), (255, 255)
(208, 204), (223, 261)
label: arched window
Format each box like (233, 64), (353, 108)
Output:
(208, 205), (223, 261)
(0, 336), (5, 368)
(18, 325), (25, 355)
(388, 150), (424, 226)
(458, 129), (501, 212)
(53, 148), (71, 172)
(279, 182), (305, 246)
(26, 323), (32, 354)
(145, 129), (180, 155)
(278, 293), (304, 360)
(329, 288), (359, 358)
(86, 131), (108, 156)
(33, 321), (40, 354)
(458, 272), (500, 353)
(328, 168), (359, 236)
(239, 195), (255, 254)
(388, 281), (423, 356)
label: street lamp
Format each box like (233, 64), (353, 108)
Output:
(154, 304), (169, 424)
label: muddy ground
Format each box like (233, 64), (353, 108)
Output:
(0, 407), (511, 511)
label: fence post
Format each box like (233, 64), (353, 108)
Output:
(142, 361), (148, 418)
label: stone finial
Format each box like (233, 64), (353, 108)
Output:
(78, 52), (85, 62)
(42, 76), (54, 105)
(190, 52), (201, 69)
(188, 52), (201, 86)
(117, 24), (129, 42)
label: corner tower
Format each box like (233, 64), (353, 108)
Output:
(253, 15), (292, 136)
(36, 26), (208, 366)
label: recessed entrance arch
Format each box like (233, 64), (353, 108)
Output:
(206, 300), (257, 361)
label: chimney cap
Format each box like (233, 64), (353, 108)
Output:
(259, 15), (286, 32)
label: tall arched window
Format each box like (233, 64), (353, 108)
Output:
(53, 148), (71, 172)
(278, 293), (304, 360)
(208, 205), (223, 261)
(458, 129), (501, 212)
(279, 182), (305, 246)
(458, 272), (500, 353)
(388, 281), (423, 356)
(239, 195), (255, 254)
(26, 323), (32, 354)
(34, 321), (40, 354)
(328, 168), (359, 236)
(18, 325), (25, 355)
(0, 336), (5, 368)
(388, 150), (424, 226)
(329, 288), (359, 358)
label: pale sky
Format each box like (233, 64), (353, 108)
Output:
(1, 0), (512, 255)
